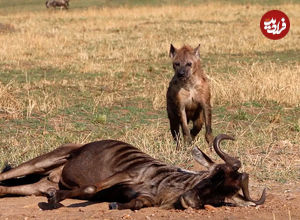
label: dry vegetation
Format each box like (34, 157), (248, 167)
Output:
(0, 2), (299, 186)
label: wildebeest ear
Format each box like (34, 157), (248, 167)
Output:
(169, 44), (177, 58)
(194, 44), (200, 58)
(192, 146), (215, 169)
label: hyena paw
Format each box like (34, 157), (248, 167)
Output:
(183, 135), (193, 144)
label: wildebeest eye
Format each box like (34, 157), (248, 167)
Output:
(174, 62), (180, 67)
(186, 62), (192, 67)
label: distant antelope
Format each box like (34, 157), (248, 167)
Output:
(45, 0), (69, 9)
(0, 134), (265, 210)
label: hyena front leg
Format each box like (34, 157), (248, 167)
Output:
(190, 111), (204, 140)
(170, 118), (180, 144)
(168, 110), (181, 148)
(202, 103), (213, 148)
(180, 109), (192, 144)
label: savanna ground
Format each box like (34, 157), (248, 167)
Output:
(0, 0), (299, 219)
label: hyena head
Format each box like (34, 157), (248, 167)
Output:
(169, 44), (200, 79)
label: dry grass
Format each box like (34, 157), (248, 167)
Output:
(0, 2), (299, 184)
(212, 63), (300, 105)
(0, 82), (23, 119)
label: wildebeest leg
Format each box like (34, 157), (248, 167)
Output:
(109, 195), (154, 210)
(190, 111), (204, 140)
(0, 144), (83, 182)
(0, 177), (58, 196)
(47, 185), (97, 204)
(93, 172), (132, 192)
(48, 172), (133, 204)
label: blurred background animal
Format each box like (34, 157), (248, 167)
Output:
(45, 0), (69, 9)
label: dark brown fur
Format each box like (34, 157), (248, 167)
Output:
(167, 44), (213, 148)
(0, 135), (265, 210)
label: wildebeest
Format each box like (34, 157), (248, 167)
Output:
(0, 134), (265, 210)
(167, 44), (213, 148)
(45, 0), (69, 9)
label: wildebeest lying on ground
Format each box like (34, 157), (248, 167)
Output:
(0, 134), (265, 210)
(45, 0), (69, 9)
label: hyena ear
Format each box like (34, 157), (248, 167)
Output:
(169, 44), (177, 59)
(192, 146), (215, 169)
(193, 44), (201, 58)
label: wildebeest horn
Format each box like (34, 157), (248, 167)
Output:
(241, 173), (266, 205)
(213, 134), (241, 171)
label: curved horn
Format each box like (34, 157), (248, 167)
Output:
(241, 173), (266, 205)
(213, 134), (241, 170)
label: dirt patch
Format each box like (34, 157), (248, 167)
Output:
(0, 183), (299, 220)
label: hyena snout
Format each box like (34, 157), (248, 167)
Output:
(175, 66), (190, 78)
(177, 69), (186, 77)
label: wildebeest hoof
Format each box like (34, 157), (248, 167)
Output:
(46, 188), (59, 204)
(109, 202), (118, 210)
(46, 188), (56, 197)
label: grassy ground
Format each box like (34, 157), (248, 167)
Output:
(1, 0), (299, 13)
(0, 1), (299, 184)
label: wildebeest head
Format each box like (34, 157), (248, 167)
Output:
(179, 134), (266, 209)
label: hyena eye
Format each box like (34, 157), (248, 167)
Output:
(186, 62), (192, 67)
(174, 62), (180, 67)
